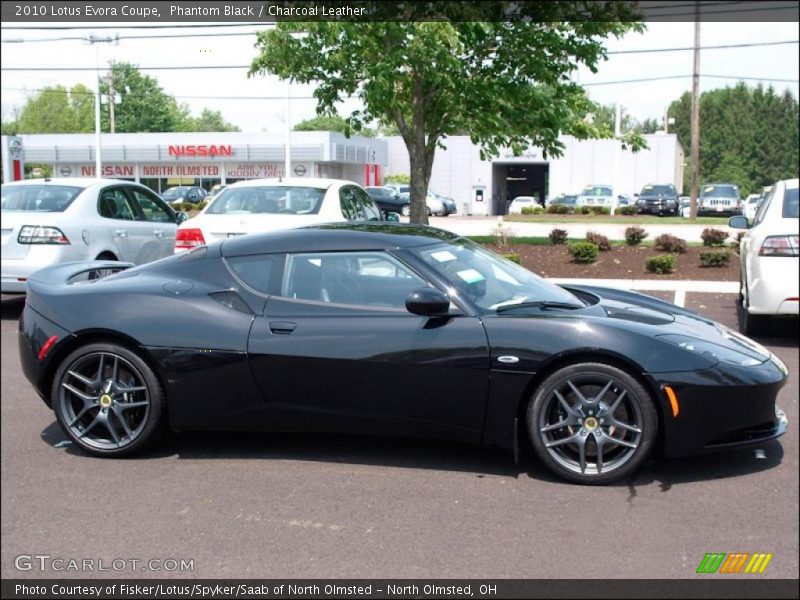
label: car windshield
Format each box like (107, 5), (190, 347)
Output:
(641, 185), (675, 196)
(412, 240), (582, 313)
(1, 184), (82, 212)
(162, 187), (187, 199)
(207, 186), (325, 215)
(701, 185), (738, 198)
(783, 188), (799, 218)
(581, 185), (612, 197)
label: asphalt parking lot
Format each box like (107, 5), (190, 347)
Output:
(1, 292), (797, 580)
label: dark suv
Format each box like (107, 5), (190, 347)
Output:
(636, 184), (679, 216)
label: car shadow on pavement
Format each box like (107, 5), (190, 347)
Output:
(1, 295), (25, 320)
(42, 420), (786, 486)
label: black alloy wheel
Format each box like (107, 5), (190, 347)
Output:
(52, 343), (165, 457)
(527, 362), (658, 484)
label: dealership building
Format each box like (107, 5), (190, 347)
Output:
(3, 131), (683, 215)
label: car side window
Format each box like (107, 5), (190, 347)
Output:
(339, 186), (359, 220)
(226, 254), (284, 295)
(282, 251), (427, 309)
(753, 188), (775, 227)
(98, 188), (137, 221)
(352, 186), (383, 221)
(129, 188), (174, 223)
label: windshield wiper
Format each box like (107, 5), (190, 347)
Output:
(496, 300), (585, 313)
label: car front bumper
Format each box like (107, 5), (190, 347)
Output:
(649, 354), (789, 457)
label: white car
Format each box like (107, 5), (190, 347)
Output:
(508, 196), (538, 214)
(576, 184), (616, 211)
(731, 178), (799, 335)
(743, 193), (761, 221)
(175, 178), (384, 252)
(1, 178), (184, 293)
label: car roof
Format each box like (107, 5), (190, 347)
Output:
(220, 223), (461, 257)
(1, 177), (130, 189)
(783, 178), (799, 190)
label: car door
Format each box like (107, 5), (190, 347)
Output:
(96, 185), (159, 264)
(126, 185), (178, 258)
(246, 250), (490, 441)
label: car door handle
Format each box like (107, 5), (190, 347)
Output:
(153, 230), (163, 238)
(269, 321), (297, 334)
(115, 229), (127, 238)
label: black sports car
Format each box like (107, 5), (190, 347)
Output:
(19, 224), (788, 484)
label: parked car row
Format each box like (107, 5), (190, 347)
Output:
(375, 183), (457, 217)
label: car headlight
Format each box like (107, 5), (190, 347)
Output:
(658, 334), (763, 366)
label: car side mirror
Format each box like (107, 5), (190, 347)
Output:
(406, 288), (451, 316)
(175, 211), (189, 224)
(728, 215), (749, 229)
(385, 212), (400, 222)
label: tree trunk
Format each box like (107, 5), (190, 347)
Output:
(408, 147), (430, 225)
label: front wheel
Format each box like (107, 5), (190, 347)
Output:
(51, 343), (165, 457)
(527, 363), (658, 485)
(401, 204), (410, 217)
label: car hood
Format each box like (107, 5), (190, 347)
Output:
(562, 285), (772, 363)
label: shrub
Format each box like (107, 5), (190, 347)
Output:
(729, 231), (745, 250)
(617, 205), (638, 216)
(502, 253), (521, 264)
(531, 206), (545, 214)
(701, 228), (729, 247)
(547, 204), (570, 214)
(578, 206), (591, 215)
(645, 254), (676, 274)
(654, 233), (687, 254)
(699, 250), (732, 267)
(587, 206), (610, 215)
(585, 231), (611, 251)
(625, 226), (648, 246)
(172, 202), (193, 212)
(568, 242), (599, 264)
(520, 206), (533, 215)
(549, 228), (568, 245)
(195, 200), (209, 211)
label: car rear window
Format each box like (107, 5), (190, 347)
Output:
(207, 186), (325, 215)
(783, 188), (799, 218)
(1, 184), (82, 212)
(701, 185), (738, 198)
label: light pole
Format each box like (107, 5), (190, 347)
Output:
(84, 34), (118, 178)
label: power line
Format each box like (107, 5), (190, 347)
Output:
(2, 64), (253, 71)
(607, 39), (799, 54)
(583, 74), (798, 86)
(0, 86), (327, 100)
(1, 30), (265, 43)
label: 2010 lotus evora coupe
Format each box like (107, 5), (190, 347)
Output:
(19, 223), (788, 484)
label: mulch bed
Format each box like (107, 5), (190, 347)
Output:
(484, 243), (739, 281)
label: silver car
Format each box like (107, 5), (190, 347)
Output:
(1, 178), (186, 293)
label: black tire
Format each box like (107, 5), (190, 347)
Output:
(527, 362), (658, 485)
(51, 342), (165, 457)
(401, 204), (410, 217)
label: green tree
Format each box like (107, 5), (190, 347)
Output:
(16, 85), (92, 133)
(668, 83), (799, 196)
(640, 117), (662, 134)
(180, 108), (240, 132)
(100, 62), (185, 133)
(590, 103), (638, 133)
(68, 84), (95, 132)
(251, 9), (644, 223)
(294, 113), (375, 136)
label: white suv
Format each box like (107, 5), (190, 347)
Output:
(730, 178), (799, 335)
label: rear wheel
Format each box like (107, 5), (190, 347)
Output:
(741, 270), (770, 336)
(51, 343), (165, 457)
(401, 204), (410, 217)
(527, 362), (658, 485)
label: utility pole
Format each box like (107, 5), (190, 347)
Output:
(689, 8), (701, 221)
(106, 73), (116, 134)
(84, 34), (118, 178)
